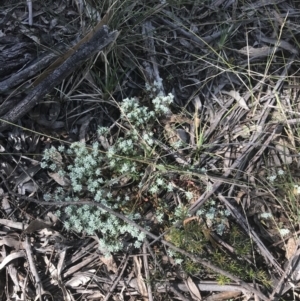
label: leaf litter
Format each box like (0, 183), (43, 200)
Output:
(1, 0), (300, 300)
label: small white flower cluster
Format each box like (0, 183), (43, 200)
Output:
(277, 169), (285, 176)
(267, 168), (285, 183)
(66, 142), (101, 193)
(41, 146), (62, 170)
(148, 176), (167, 195)
(121, 97), (154, 126)
(260, 212), (273, 219)
(185, 191), (194, 201)
(121, 93), (173, 129)
(156, 211), (164, 223)
(294, 184), (300, 194)
(145, 78), (163, 97)
(278, 228), (290, 236)
(196, 200), (230, 236)
(259, 213), (290, 237)
(143, 132), (154, 146)
(200, 167), (207, 173)
(42, 146), (58, 161)
(171, 140), (184, 150)
(97, 126), (109, 136)
(173, 204), (190, 221)
(166, 249), (184, 265)
(146, 79), (174, 115)
(206, 183), (213, 192)
(152, 93), (174, 115)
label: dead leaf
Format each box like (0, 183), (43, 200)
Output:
(98, 134), (110, 150)
(79, 115), (93, 143)
(57, 249), (67, 276)
(15, 165), (41, 187)
(133, 256), (148, 300)
(222, 90), (249, 110)
(100, 255), (117, 273)
(48, 171), (71, 186)
(286, 238), (298, 260)
(0, 219), (27, 230)
(19, 26), (40, 44)
(258, 34), (299, 55)
(2, 193), (12, 215)
(43, 256), (58, 284)
(205, 291), (241, 301)
(0, 235), (22, 250)
(184, 276), (202, 300)
(193, 95), (202, 113)
(236, 45), (276, 57)
(194, 117), (200, 128)
(275, 138), (292, 165)
(183, 216), (200, 226)
(23, 219), (52, 234)
(0, 251), (25, 270)
(235, 191), (246, 204)
(65, 274), (91, 288)
(18, 182), (38, 195)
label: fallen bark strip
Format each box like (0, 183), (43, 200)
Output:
(0, 25), (118, 132)
(23, 236), (45, 296)
(0, 50), (58, 94)
(31, 9), (114, 88)
(155, 280), (249, 293)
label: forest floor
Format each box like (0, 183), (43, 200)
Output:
(1, 0), (300, 300)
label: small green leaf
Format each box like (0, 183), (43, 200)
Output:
(156, 164), (167, 171)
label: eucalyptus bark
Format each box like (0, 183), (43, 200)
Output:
(0, 26), (118, 132)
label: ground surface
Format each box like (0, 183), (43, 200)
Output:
(1, 0), (300, 300)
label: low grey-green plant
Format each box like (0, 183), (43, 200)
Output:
(196, 200), (231, 236)
(41, 86), (196, 256)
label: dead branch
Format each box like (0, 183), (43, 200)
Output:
(0, 26), (118, 132)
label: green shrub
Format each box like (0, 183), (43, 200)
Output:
(41, 87), (179, 256)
